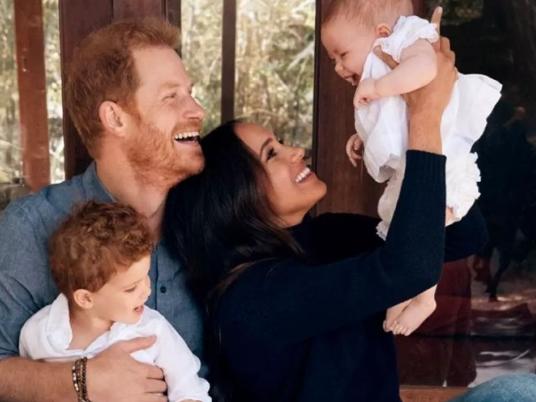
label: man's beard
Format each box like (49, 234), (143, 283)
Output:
(125, 120), (203, 190)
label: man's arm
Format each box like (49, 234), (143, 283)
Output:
(0, 205), (80, 402)
(0, 358), (75, 402)
(0, 337), (167, 402)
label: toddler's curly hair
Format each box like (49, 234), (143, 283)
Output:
(49, 201), (154, 296)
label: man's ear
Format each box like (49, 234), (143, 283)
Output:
(98, 101), (128, 137)
(376, 23), (392, 38)
(72, 289), (94, 310)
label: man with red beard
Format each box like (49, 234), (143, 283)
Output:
(0, 19), (204, 401)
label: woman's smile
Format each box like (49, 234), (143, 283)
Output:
(295, 166), (313, 183)
(235, 122), (327, 227)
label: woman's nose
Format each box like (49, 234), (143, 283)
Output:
(290, 146), (305, 162)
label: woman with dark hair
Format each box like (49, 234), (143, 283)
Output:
(163, 39), (528, 401)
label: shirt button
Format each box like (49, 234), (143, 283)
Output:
(160, 286), (167, 294)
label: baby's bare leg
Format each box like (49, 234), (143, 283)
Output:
(384, 300), (411, 332)
(391, 286), (437, 336)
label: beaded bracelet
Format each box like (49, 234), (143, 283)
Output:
(71, 357), (91, 402)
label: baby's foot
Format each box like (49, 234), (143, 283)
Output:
(383, 301), (410, 332)
(391, 298), (437, 336)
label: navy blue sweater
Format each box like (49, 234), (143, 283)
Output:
(212, 151), (487, 402)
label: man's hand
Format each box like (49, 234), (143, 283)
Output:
(353, 78), (380, 108)
(86, 336), (167, 402)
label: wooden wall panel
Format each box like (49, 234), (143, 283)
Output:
(14, 0), (50, 191)
(59, 0), (182, 178)
(313, 0), (384, 217)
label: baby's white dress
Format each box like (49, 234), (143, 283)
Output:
(354, 15), (502, 238)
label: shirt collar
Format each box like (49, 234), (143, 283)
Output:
(81, 162), (116, 203)
(45, 293), (133, 352)
(46, 294), (74, 350)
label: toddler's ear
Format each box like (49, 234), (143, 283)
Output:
(376, 23), (392, 38)
(73, 289), (94, 309)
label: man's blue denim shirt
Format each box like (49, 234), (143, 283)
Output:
(0, 163), (203, 360)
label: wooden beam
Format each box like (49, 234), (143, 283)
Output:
(313, 0), (384, 216)
(221, 0), (236, 123)
(13, 0), (50, 191)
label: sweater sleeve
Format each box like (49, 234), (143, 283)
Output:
(444, 204), (488, 261)
(218, 150), (446, 346)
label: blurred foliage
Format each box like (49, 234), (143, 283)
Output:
(0, 0), (63, 185)
(181, 0), (223, 133)
(181, 0), (315, 149)
(43, 0), (64, 183)
(0, 0), (20, 183)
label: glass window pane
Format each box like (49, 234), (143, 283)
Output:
(397, 0), (536, 387)
(43, 0), (63, 183)
(181, 0), (223, 133)
(0, 0), (21, 184)
(235, 0), (315, 149)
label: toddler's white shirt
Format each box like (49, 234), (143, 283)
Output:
(355, 15), (502, 238)
(19, 294), (211, 402)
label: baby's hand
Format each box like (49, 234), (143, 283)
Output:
(345, 133), (363, 167)
(353, 78), (380, 108)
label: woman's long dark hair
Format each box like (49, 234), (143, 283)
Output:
(164, 120), (302, 303)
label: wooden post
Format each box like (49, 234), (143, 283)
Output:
(59, 0), (112, 179)
(59, 0), (182, 178)
(13, 0), (50, 191)
(221, 0), (237, 123)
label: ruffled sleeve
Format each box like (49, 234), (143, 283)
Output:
(375, 15), (438, 62)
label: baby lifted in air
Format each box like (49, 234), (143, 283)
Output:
(321, 0), (501, 336)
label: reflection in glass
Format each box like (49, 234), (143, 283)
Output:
(396, 0), (536, 387)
